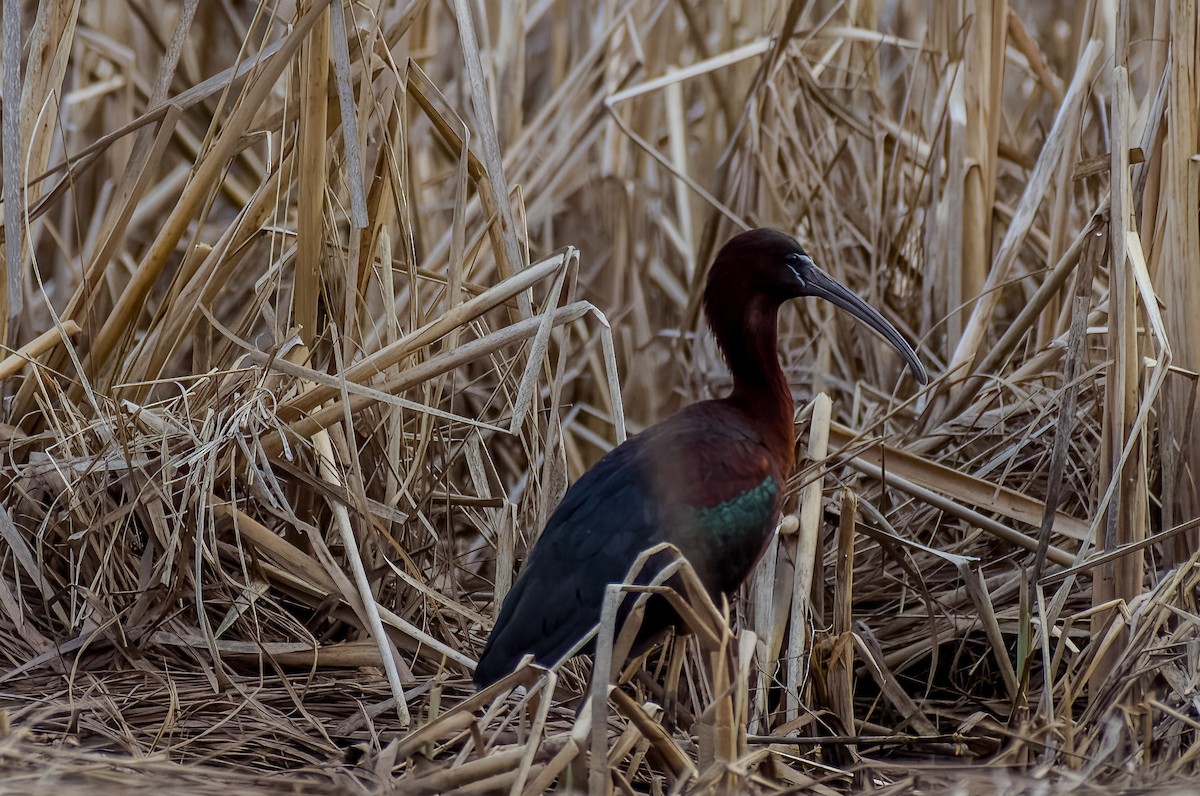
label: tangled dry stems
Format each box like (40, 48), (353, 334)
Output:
(0, 1), (1197, 793)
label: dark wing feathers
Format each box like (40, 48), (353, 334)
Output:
(473, 438), (663, 686)
(473, 402), (784, 687)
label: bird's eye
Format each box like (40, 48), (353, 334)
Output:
(784, 252), (805, 282)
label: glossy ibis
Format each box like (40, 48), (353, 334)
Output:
(474, 228), (927, 688)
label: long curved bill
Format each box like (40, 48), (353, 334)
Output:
(798, 258), (929, 385)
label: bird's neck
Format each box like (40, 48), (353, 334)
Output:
(710, 294), (795, 464)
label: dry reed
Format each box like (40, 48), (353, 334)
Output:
(0, 1), (1197, 793)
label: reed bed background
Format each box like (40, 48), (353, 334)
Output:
(0, 0), (1197, 793)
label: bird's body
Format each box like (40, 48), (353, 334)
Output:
(474, 229), (927, 688)
(473, 402), (787, 687)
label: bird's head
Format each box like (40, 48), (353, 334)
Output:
(707, 228), (929, 385)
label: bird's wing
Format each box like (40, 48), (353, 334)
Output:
(474, 435), (664, 685)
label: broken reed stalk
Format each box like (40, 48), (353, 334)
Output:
(788, 392), (831, 722)
(829, 488), (858, 760)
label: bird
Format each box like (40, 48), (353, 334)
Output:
(474, 228), (928, 688)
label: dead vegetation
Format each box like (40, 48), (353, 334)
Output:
(0, 0), (1198, 793)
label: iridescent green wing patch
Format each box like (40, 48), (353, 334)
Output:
(694, 476), (778, 539)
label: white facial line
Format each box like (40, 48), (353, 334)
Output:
(787, 254), (814, 283)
